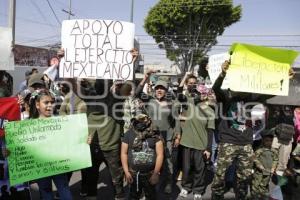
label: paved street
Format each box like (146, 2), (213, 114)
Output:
(29, 163), (235, 200)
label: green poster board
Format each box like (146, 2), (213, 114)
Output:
(4, 113), (92, 186)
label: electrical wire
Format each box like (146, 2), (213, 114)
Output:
(18, 34), (60, 45)
(30, 0), (52, 26)
(136, 34), (300, 37)
(0, 12), (60, 28)
(45, 0), (61, 25)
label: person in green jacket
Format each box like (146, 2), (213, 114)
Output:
(177, 74), (215, 200)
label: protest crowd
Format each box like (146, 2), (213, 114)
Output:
(1, 22), (300, 200)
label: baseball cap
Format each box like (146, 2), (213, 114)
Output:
(154, 80), (168, 90)
(261, 129), (275, 137)
(28, 73), (45, 87)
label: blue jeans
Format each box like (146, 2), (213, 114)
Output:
(36, 174), (72, 200)
(211, 131), (219, 164)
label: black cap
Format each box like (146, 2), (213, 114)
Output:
(261, 129), (275, 137)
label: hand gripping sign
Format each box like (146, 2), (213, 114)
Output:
(59, 19), (135, 80)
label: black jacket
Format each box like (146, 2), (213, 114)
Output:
(212, 73), (259, 145)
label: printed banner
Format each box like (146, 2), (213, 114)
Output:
(0, 98), (20, 137)
(227, 43), (299, 96)
(208, 53), (230, 89)
(5, 114), (92, 186)
(59, 19), (135, 80)
(0, 27), (14, 70)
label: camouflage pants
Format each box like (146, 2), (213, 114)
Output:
(162, 141), (175, 185)
(85, 144), (124, 198)
(211, 143), (253, 200)
(251, 169), (270, 200)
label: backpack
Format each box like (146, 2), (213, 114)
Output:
(130, 129), (159, 172)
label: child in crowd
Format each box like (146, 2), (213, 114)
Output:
(251, 129), (278, 200)
(121, 113), (164, 200)
(28, 89), (72, 200)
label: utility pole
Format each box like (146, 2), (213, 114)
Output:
(62, 0), (75, 20)
(68, 0), (71, 20)
(8, 0), (16, 47)
(130, 0), (134, 22)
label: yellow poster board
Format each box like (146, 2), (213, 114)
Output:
(227, 43), (299, 96)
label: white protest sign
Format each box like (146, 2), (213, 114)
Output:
(208, 53), (230, 89)
(0, 27), (14, 70)
(60, 19), (135, 80)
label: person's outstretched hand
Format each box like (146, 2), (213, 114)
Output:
(130, 48), (139, 63)
(57, 49), (65, 59)
(221, 60), (230, 73)
(289, 68), (295, 79)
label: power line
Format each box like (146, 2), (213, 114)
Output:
(154, 2), (232, 7)
(18, 34), (60, 45)
(139, 43), (300, 48)
(45, 0), (61, 25)
(30, 0), (58, 33)
(30, 0), (51, 26)
(0, 12), (60, 28)
(53, 0), (68, 7)
(137, 34), (300, 37)
(138, 38), (300, 43)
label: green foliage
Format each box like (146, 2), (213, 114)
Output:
(144, 0), (242, 73)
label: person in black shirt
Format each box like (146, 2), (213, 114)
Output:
(121, 113), (164, 200)
(211, 61), (259, 200)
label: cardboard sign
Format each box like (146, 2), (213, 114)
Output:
(227, 43), (299, 96)
(60, 19), (135, 80)
(5, 114), (92, 186)
(208, 53), (230, 89)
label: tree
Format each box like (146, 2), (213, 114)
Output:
(144, 0), (242, 73)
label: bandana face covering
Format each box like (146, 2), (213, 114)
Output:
(227, 102), (248, 131)
(135, 121), (149, 132)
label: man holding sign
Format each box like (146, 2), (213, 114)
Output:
(211, 44), (298, 200)
(59, 19), (135, 80)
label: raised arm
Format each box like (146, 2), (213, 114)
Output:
(134, 70), (157, 103)
(212, 61), (230, 104)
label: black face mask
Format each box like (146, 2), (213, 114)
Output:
(188, 85), (198, 94)
(134, 121), (149, 132)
